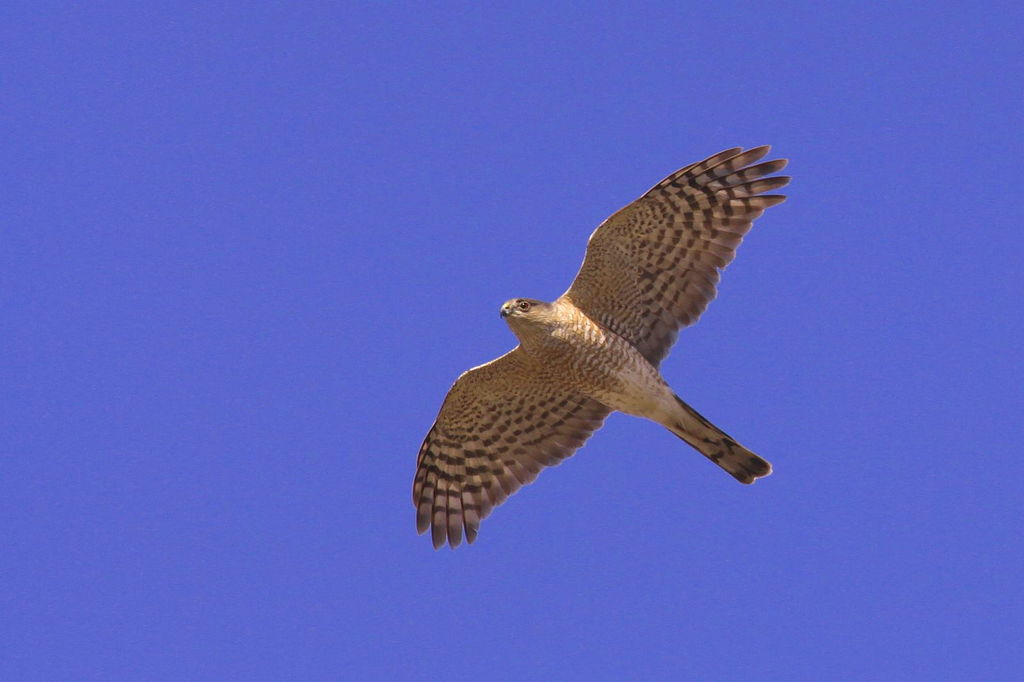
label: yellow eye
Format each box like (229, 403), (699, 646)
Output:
(518, 300), (530, 311)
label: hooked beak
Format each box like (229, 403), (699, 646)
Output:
(500, 303), (512, 318)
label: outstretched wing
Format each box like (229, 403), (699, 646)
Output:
(560, 146), (789, 366)
(413, 348), (611, 549)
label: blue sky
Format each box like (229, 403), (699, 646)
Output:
(3, 2), (1022, 680)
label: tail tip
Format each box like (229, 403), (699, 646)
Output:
(731, 455), (772, 484)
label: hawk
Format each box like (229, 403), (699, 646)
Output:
(414, 146), (789, 549)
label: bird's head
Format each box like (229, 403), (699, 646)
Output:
(500, 298), (552, 332)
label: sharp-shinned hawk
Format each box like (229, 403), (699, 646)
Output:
(413, 146), (790, 549)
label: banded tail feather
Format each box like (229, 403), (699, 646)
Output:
(669, 394), (772, 484)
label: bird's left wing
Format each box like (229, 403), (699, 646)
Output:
(413, 347), (611, 549)
(560, 146), (789, 367)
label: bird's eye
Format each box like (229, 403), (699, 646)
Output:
(518, 300), (531, 311)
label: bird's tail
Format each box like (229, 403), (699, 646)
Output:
(667, 394), (772, 484)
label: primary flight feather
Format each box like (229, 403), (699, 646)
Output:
(414, 146), (789, 549)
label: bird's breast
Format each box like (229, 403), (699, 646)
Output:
(527, 313), (667, 417)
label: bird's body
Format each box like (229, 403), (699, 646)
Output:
(507, 299), (665, 416)
(414, 146), (789, 548)
(503, 297), (770, 485)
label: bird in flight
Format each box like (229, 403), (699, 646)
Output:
(413, 146), (789, 549)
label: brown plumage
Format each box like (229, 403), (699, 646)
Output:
(414, 146), (789, 548)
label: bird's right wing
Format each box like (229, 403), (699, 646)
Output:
(413, 348), (611, 549)
(560, 147), (789, 367)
